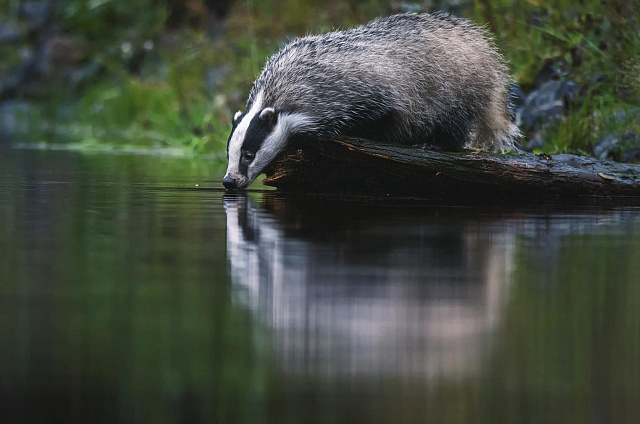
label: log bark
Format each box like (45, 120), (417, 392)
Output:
(263, 138), (640, 197)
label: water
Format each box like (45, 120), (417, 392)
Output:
(1, 149), (639, 424)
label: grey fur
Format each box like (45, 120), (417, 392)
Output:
(225, 12), (520, 189)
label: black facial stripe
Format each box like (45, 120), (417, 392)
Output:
(242, 114), (275, 155)
(236, 113), (277, 175)
(239, 158), (249, 175)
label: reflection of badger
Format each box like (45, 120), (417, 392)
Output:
(223, 12), (520, 189)
(223, 194), (515, 378)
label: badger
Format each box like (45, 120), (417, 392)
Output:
(223, 12), (520, 190)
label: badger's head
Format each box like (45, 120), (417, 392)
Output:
(223, 96), (312, 190)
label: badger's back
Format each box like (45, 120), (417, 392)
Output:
(249, 12), (519, 151)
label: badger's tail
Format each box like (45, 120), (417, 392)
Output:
(473, 85), (522, 152)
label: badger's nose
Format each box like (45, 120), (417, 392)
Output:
(222, 175), (239, 190)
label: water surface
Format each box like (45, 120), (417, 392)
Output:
(1, 149), (639, 423)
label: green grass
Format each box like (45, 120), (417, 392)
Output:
(481, 0), (639, 156)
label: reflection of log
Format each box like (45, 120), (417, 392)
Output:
(263, 138), (640, 197)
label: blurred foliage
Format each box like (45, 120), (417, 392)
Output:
(1, 0), (638, 159)
(474, 0), (640, 155)
(57, 0), (166, 45)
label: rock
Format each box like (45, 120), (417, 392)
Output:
(0, 51), (40, 101)
(533, 58), (571, 88)
(593, 133), (619, 160)
(516, 80), (579, 132)
(593, 130), (640, 163)
(0, 21), (22, 43)
(18, 1), (51, 26)
(623, 147), (640, 163)
(0, 100), (30, 139)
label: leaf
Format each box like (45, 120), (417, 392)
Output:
(598, 173), (615, 181)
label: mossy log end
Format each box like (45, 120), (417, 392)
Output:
(263, 138), (640, 197)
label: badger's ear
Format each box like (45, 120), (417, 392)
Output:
(259, 107), (277, 126)
(233, 110), (243, 123)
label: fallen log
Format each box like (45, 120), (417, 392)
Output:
(263, 138), (640, 197)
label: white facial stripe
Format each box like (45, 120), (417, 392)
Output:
(246, 112), (315, 184)
(226, 92), (264, 177)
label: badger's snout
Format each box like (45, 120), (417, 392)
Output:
(222, 175), (240, 190)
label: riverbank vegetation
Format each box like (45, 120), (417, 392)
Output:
(1, 0), (638, 161)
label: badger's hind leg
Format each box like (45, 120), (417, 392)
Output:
(418, 113), (471, 152)
(424, 125), (468, 151)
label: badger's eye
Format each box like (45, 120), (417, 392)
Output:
(242, 151), (255, 162)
